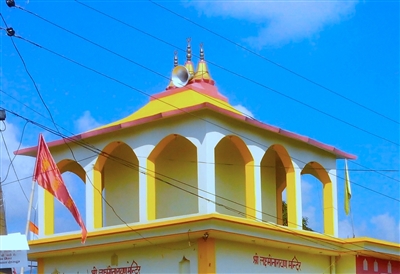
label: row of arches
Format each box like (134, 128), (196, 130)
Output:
(46, 133), (336, 236)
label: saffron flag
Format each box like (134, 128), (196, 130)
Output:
(344, 159), (352, 215)
(29, 221), (39, 235)
(33, 134), (87, 243)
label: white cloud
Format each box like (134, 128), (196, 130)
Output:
(0, 121), (35, 234)
(189, 0), (358, 47)
(370, 213), (400, 243)
(233, 104), (254, 118)
(339, 214), (400, 243)
(74, 110), (102, 133)
(338, 219), (368, 239)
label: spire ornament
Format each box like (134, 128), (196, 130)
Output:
(167, 50), (180, 89)
(199, 43), (204, 61)
(174, 50), (178, 67)
(194, 43), (214, 85)
(184, 37), (195, 77)
(186, 37), (192, 62)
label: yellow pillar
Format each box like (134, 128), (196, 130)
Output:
(93, 168), (103, 228)
(276, 192), (283, 225)
(323, 182), (335, 235)
(198, 238), (216, 273)
(44, 191), (54, 235)
(147, 159), (156, 220)
(286, 170), (301, 229)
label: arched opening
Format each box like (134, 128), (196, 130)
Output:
(260, 145), (295, 226)
(95, 141), (139, 227)
(215, 135), (254, 218)
(301, 161), (334, 234)
(148, 134), (198, 219)
(300, 174), (322, 232)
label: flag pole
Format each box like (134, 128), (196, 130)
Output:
(25, 180), (36, 238)
(21, 180), (35, 274)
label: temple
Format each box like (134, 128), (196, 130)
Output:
(16, 40), (399, 273)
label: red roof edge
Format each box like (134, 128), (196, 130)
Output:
(15, 103), (357, 160)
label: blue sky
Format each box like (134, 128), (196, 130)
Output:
(0, 0), (398, 243)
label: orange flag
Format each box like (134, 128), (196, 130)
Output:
(29, 221), (39, 235)
(33, 134), (87, 243)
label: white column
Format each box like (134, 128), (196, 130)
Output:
(197, 134), (218, 214)
(85, 161), (96, 232)
(134, 145), (153, 223)
(248, 146), (265, 221)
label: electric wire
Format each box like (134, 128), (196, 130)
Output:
(4, 34), (400, 198)
(71, 0), (399, 146)
(1, 5), (398, 256)
(14, 5), (169, 82)
(0, 120), (29, 185)
(12, 119), (400, 259)
(4, 108), (399, 261)
(351, 160), (400, 182)
(2, 34), (399, 198)
(8, 5), (399, 186)
(2, 86), (398, 177)
(3, 1), (398, 179)
(1, 22), (398, 186)
(148, 0), (399, 126)
(1, 22), (398, 207)
(0, 14), (91, 192)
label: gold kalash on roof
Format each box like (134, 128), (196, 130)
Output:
(167, 38), (214, 89)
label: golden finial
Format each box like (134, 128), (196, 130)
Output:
(186, 37), (192, 62)
(199, 43), (204, 61)
(194, 43), (214, 85)
(174, 50), (178, 67)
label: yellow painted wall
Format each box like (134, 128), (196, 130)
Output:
(155, 135), (198, 219)
(215, 137), (246, 218)
(261, 149), (278, 223)
(336, 255), (356, 274)
(215, 239), (331, 273)
(103, 143), (139, 226)
(40, 241), (198, 273)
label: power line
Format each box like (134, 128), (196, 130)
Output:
(4, 5), (398, 149)
(2, 85), (399, 180)
(1, 111), (334, 251)
(13, 33), (400, 182)
(4, 2), (398, 183)
(4, 108), (399, 261)
(1, 1), (398, 260)
(6, 4), (398, 158)
(3, 106), (400, 209)
(14, 5), (169, 82)
(148, 0), (399, 126)
(64, 1), (397, 146)
(0, 121), (29, 202)
(2, 33), (399, 197)
(5, 81), (400, 179)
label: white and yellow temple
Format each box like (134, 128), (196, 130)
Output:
(17, 41), (399, 273)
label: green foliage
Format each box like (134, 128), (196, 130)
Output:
(282, 201), (313, 231)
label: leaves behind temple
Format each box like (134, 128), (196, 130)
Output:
(282, 201), (313, 231)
